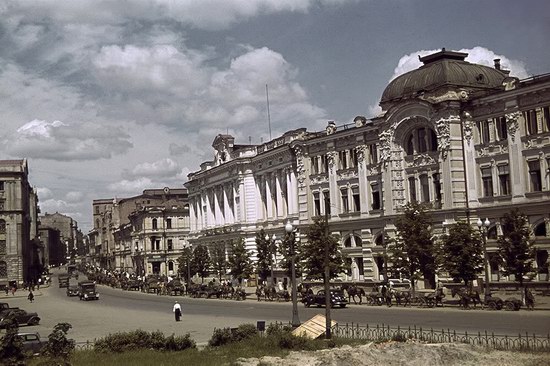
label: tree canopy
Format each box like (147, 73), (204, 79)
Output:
(497, 209), (536, 287)
(210, 242), (227, 282)
(254, 229), (272, 283)
(302, 218), (346, 280)
(176, 246), (194, 282)
(389, 202), (437, 290)
(438, 222), (484, 286)
(191, 244), (211, 283)
(227, 238), (254, 284)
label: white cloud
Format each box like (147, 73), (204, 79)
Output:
(128, 158), (181, 179)
(36, 187), (54, 201)
(390, 47), (529, 81)
(107, 177), (155, 195)
(65, 191), (84, 203)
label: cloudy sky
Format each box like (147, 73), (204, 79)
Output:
(1, 0), (549, 233)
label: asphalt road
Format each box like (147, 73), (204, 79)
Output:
(2, 277), (549, 346)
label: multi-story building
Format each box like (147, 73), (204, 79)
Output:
(39, 212), (80, 260)
(0, 159), (41, 285)
(90, 188), (189, 275)
(38, 226), (63, 267)
(185, 49), (550, 285)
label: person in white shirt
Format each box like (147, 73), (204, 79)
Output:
(173, 301), (182, 321)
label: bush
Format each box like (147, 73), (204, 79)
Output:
(94, 330), (196, 353)
(0, 315), (26, 365)
(41, 323), (75, 359)
(208, 324), (258, 347)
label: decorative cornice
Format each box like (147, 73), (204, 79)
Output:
(379, 128), (394, 165)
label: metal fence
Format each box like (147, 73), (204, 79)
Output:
(331, 323), (550, 351)
(74, 340), (95, 350)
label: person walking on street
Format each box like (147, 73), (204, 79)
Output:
(173, 301), (182, 321)
(28, 290), (34, 303)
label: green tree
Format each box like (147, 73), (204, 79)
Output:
(0, 313), (25, 365)
(389, 202), (437, 292)
(228, 238), (254, 285)
(497, 209), (536, 289)
(438, 222), (484, 286)
(177, 246), (195, 284)
(41, 322), (76, 364)
(278, 231), (302, 279)
(302, 218), (346, 280)
(210, 242), (227, 282)
(192, 244), (211, 283)
(255, 229), (272, 283)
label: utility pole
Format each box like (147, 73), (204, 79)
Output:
(324, 197), (331, 339)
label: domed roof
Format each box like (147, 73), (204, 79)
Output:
(381, 49), (508, 104)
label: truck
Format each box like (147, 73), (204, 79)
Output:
(78, 281), (99, 301)
(58, 274), (70, 288)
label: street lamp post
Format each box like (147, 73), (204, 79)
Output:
(477, 218), (491, 301)
(285, 221), (300, 328)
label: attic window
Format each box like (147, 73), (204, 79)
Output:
(476, 74), (485, 83)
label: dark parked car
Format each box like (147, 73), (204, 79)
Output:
(302, 289), (348, 308)
(66, 285), (79, 297)
(0, 308), (41, 328)
(78, 281), (99, 301)
(16, 332), (45, 355)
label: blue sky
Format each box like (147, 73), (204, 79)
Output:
(0, 0), (548, 232)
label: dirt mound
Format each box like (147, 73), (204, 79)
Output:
(235, 341), (550, 366)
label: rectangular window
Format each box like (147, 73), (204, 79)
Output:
(339, 151), (348, 170)
(418, 128), (427, 152)
(167, 239), (173, 251)
(313, 192), (321, 216)
(544, 106), (550, 133)
(408, 177), (417, 202)
(496, 116), (507, 141)
(0, 240), (6, 255)
(352, 187), (360, 212)
(350, 149), (358, 168)
(311, 156), (319, 174)
(528, 160), (542, 192)
(155, 239), (161, 251)
(433, 173), (442, 205)
(369, 144), (378, 164)
(323, 191), (331, 215)
(322, 155), (329, 173)
(371, 183), (381, 210)
(498, 165), (511, 196)
(166, 218), (172, 229)
(478, 120), (491, 144)
(481, 167), (493, 197)
(525, 110), (538, 135)
(340, 188), (349, 213)
(420, 175), (430, 203)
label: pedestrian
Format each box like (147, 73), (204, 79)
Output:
(28, 290), (34, 303)
(173, 300), (182, 321)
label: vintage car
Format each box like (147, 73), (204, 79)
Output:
(16, 332), (45, 355)
(302, 289), (348, 308)
(58, 274), (70, 288)
(0, 308), (41, 328)
(66, 285), (80, 297)
(78, 281), (99, 301)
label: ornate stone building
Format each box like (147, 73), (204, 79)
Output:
(185, 49), (550, 285)
(0, 159), (41, 285)
(90, 188), (189, 276)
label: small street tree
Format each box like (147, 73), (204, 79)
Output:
(255, 229), (272, 284)
(192, 244), (211, 283)
(438, 222), (484, 286)
(228, 238), (254, 285)
(278, 231), (302, 280)
(177, 246), (195, 284)
(497, 209), (536, 290)
(210, 242), (227, 282)
(389, 202), (437, 293)
(302, 218), (346, 280)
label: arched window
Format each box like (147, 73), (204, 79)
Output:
(152, 218), (158, 230)
(404, 127), (437, 155)
(534, 222), (547, 237)
(375, 234), (384, 246)
(487, 226), (498, 240)
(0, 261), (7, 278)
(344, 237), (352, 248)
(354, 236), (362, 247)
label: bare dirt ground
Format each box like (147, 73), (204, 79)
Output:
(235, 340), (550, 366)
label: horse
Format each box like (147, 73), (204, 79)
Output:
(392, 289), (411, 307)
(451, 287), (483, 309)
(524, 288), (535, 310)
(342, 284), (365, 305)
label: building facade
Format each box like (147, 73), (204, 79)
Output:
(0, 159), (41, 285)
(39, 212), (80, 262)
(185, 50), (550, 285)
(90, 188), (189, 275)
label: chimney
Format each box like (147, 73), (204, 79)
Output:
(494, 58), (501, 70)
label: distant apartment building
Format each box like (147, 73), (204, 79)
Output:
(90, 188), (189, 275)
(39, 212), (80, 260)
(38, 226), (63, 267)
(0, 159), (41, 285)
(185, 49), (550, 285)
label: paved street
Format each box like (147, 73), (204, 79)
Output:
(2, 278), (550, 348)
